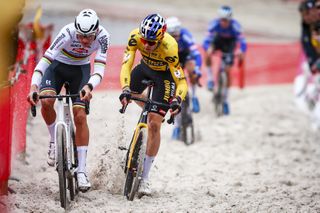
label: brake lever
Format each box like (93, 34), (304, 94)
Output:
(167, 114), (175, 125)
(31, 92), (38, 117)
(119, 104), (127, 114)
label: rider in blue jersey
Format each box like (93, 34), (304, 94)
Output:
(203, 5), (247, 114)
(166, 16), (202, 140)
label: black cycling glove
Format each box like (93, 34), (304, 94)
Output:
(170, 96), (182, 113)
(119, 88), (131, 102)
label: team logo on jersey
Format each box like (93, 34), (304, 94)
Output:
(165, 56), (176, 63)
(98, 35), (109, 54)
(174, 70), (182, 78)
(72, 48), (89, 54)
(163, 80), (171, 102)
(66, 28), (72, 38)
(129, 38), (137, 46)
(122, 53), (131, 64)
(50, 33), (66, 50)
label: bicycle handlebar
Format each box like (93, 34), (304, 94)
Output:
(31, 90), (89, 117)
(119, 96), (175, 125)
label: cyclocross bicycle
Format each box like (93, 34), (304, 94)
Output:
(119, 80), (174, 201)
(31, 83), (89, 209)
(180, 93), (194, 145)
(213, 53), (230, 117)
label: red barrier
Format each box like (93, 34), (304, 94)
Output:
(95, 42), (301, 90)
(0, 86), (12, 195)
(11, 58), (35, 156)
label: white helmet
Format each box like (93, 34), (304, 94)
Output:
(218, 6), (232, 20)
(166, 16), (181, 35)
(74, 9), (99, 36)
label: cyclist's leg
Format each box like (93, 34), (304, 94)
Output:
(185, 59), (200, 113)
(140, 67), (174, 192)
(129, 62), (149, 107)
(68, 63), (91, 190)
(39, 61), (64, 165)
(204, 46), (214, 90)
(223, 40), (236, 88)
(143, 112), (163, 175)
(221, 51), (235, 115)
(39, 61), (64, 135)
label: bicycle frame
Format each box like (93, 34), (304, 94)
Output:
(121, 80), (174, 200)
(54, 96), (75, 173)
(126, 85), (153, 170)
(213, 53), (229, 116)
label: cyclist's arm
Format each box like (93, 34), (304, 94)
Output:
(202, 20), (218, 51)
(120, 29), (138, 89)
(167, 42), (188, 101)
(89, 30), (110, 89)
(182, 29), (202, 75)
(31, 25), (70, 87)
(233, 21), (247, 53)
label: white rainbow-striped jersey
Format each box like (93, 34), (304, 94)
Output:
(34, 23), (110, 87)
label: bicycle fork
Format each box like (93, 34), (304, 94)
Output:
(54, 101), (73, 175)
(126, 123), (148, 172)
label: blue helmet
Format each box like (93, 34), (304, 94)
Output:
(139, 14), (167, 41)
(218, 5), (232, 20)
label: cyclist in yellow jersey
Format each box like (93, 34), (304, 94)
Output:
(119, 14), (188, 196)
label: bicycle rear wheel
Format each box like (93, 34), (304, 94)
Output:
(124, 128), (147, 201)
(56, 125), (68, 209)
(181, 123), (195, 145)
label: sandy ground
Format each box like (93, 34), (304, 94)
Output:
(6, 85), (320, 212)
(4, 0), (320, 212)
(23, 0), (300, 44)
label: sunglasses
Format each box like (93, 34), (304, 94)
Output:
(140, 38), (157, 46)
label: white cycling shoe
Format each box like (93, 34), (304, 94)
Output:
(138, 179), (151, 196)
(47, 141), (55, 167)
(77, 172), (91, 192)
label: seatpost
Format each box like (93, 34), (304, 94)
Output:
(64, 82), (70, 104)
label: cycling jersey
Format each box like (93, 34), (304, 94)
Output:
(120, 28), (188, 101)
(33, 23), (110, 88)
(202, 18), (247, 53)
(176, 28), (202, 75)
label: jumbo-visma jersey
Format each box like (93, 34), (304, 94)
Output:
(120, 28), (188, 100)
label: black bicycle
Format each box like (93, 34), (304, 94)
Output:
(31, 83), (89, 209)
(179, 93), (195, 145)
(213, 53), (229, 117)
(120, 80), (174, 201)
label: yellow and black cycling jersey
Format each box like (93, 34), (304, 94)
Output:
(120, 28), (188, 101)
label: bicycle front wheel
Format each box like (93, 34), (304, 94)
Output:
(181, 123), (195, 145)
(124, 128), (147, 201)
(68, 128), (78, 201)
(56, 124), (68, 209)
(214, 70), (227, 117)
(181, 101), (195, 145)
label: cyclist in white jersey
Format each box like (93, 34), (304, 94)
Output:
(27, 9), (110, 192)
